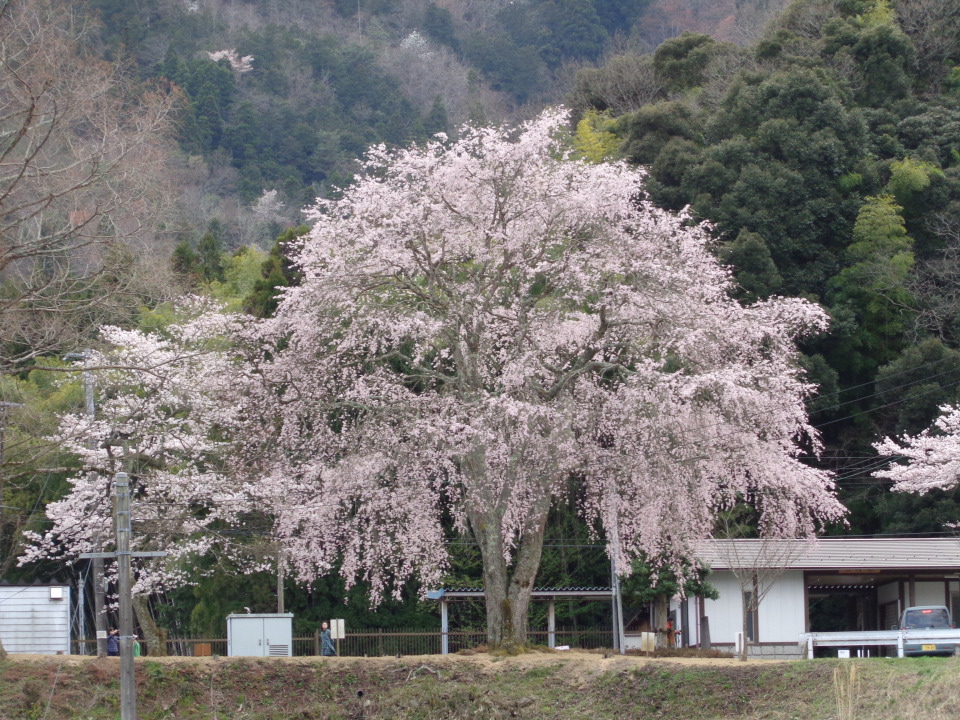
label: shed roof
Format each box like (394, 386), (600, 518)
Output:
(697, 537), (960, 571)
(429, 587), (612, 600)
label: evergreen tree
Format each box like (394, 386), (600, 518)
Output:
(197, 232), (225, 283)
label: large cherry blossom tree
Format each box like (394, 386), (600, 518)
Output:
(874, 405), (960, 494)
(240, 109), (844, 649)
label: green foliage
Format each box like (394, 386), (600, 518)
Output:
(620, 561), (718, 606)
(897, 103), (960, 169)
(197, 232), (225, 283)
(619, 101), (699, 165)
(423, 96), (450, 138)
(798, 353), (841, 420)
(641, 67), (870, 296)
(538, 0), (609, 64)
(172, 241), (200, 279)
(874, 338), (960, 435)
(207, 247), (269, 311)
(849, 194), (914, 261)
(172, 229), (227, 287)
(719, 230), (784, 302)
(424, 3), (459, 51)
(573, 110), (619, 162)
(593, 0), (650, 35)
(652, 32), (717, 92)
(158, 55), (236, 154)
(887, 157), (943, 206)
(0, 363), (85, 582)
(461, 33), (544, 103)
(819, 2), (913, 106)
(826, 194), (915, 378)
(157, 29), (425, 206)
(945, 67), (960, 94)
(243, 226), (308, 319)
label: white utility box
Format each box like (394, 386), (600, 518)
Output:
(226, 613), (293, 657)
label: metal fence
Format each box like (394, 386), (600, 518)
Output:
(74, 626), (614, 657)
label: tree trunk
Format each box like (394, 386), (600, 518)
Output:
(740, 598), (749, 662)
(468, 495), (551, 652)
(132, 594), (167, 657)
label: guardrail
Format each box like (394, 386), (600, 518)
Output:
(798, 628), (960, 658)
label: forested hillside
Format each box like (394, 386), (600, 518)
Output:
(4, 0), (960, 642)
(571, 0), (960, 537)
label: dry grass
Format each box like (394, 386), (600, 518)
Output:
(834, 661), (860, 720)
(854, 657), (960, 720)
(0, 652), (959, 719)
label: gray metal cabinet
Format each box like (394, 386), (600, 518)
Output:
(226, 613), (293, 657)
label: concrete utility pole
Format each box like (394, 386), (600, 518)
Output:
(115, 474), (136, 719)
(606, 483), (626, 654)
(81, 472), (166, 720)
(64, 350), (108, 657)
(277, 547), (285, 614)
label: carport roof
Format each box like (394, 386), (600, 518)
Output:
(428, 587), (612, 600)
(697, 537), (960, 571)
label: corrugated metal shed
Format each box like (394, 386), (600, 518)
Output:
(0, 584), (71, 654)
(697, 538), (960, 571)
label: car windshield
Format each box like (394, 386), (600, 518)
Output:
(903, 608), (951, 628)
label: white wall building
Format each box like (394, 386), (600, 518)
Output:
(680, 538), (960, 658)
(0, 584), (72, 654)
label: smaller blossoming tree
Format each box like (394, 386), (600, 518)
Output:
(874, 405), (960, 496)
(21, 301), (260, 594)
(207, 49), (254, 74)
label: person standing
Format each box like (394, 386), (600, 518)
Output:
(107, 628), (120, 656)
(321, 621), (336, 656)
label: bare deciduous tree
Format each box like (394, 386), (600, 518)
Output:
(569, 54), (666, 117)
(0, 0), (178, 373)
(910, 204), (960, 344)
(713, 518), (805, 661)
(895, 0), (960, 85)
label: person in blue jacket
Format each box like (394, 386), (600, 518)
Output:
(321, 621), (336, 656)
(107, 628), (120, 656)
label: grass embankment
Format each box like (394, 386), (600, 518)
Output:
(1, 651), (959, 719)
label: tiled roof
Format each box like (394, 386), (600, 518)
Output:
(696, 537), (960, 571)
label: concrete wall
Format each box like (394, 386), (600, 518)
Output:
(0, 585), (71, 654)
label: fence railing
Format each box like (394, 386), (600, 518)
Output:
(73, 626), (614, 657)
(799, 628), (960, 659)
